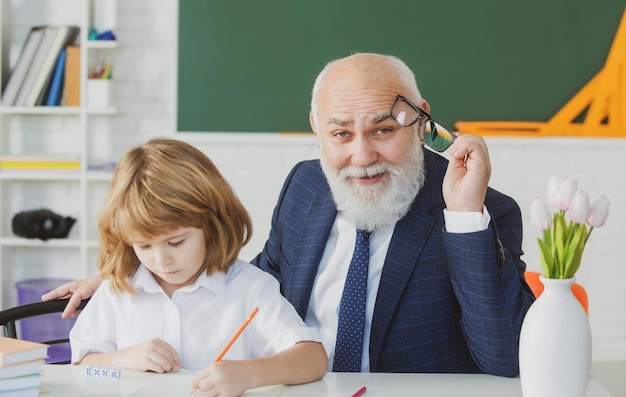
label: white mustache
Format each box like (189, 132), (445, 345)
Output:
(338, 162), (402, 179)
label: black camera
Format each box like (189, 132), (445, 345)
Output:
(12, 209), (76, 241)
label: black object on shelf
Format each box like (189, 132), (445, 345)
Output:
(11, 209), (76, 241)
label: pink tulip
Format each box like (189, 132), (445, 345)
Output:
(587, 195), (610, 227)
(547, 175), (563, 209)
(568, 190), (590, 224)
(554, 177), (578, 211)
(531, 197), (552, 231)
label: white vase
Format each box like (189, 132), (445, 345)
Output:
(519, 276), (591, 397)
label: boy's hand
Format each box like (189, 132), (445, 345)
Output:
(106, 339), (182, 373)
(191, 361), (252, 397)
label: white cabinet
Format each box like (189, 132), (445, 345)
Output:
(0, 0), (117, 308)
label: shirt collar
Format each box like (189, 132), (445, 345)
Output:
(130, 264), (228, 302)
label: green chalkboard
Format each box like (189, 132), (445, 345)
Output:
(178, 0), (625, 133)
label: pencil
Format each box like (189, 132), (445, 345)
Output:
(191, 306), (260, 394)
(351, 386), (367, 397)
(213, 306), (259, 362)
(101, 63), (112, 79)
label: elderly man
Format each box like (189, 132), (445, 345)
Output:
(251, 53), (534, 377)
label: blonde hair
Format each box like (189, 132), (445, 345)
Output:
(98, 138), (252, 294)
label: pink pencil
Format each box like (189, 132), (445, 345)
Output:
(351, 386), (367, 397)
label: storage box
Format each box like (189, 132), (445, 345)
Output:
(16, 278), (77, 364)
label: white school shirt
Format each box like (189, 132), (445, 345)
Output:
(305, 208), (490, 372)
(70, 259), (321, 369)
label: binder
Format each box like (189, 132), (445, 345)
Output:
(64, 46), (81, 106)
(45, 48), (67, 106)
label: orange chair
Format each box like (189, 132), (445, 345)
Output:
(524, 271), (588, 314)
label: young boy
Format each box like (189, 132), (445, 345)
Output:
(69, 138), (327, 396)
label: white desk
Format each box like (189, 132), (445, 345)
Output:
(40, 365), (613, 396)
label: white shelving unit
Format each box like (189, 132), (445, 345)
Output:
(0, 0), (117, 308)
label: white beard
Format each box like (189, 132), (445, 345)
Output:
(321, 143), (425, 231)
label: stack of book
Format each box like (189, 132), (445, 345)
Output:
(1, 25), (79, 107)
(0, 337), (48, 396)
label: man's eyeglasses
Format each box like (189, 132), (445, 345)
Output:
(390, 95), (456, 152)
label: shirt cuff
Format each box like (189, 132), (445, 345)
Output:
(444, 205), (491, 233)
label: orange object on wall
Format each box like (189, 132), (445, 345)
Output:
(524, 271), (589, 314)
(456, 8), (626, 138)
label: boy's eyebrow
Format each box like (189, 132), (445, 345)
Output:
(132, 229), (191, 244)
(161, 231), (190, 242)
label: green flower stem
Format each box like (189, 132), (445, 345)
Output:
(584, 227), (594, 244)
(538, 211), (591, 279)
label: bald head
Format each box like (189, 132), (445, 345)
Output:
(310, 53), (423, 129)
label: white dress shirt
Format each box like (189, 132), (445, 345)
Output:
(70, 259), (321, 369)
(306, 208), (490, 372)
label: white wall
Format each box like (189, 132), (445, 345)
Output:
(9, 0), (626, 362)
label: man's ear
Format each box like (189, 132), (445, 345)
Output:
(309, 113), (322, 148)
(310, 113), (321, 147)
(309, 112), (317, 134)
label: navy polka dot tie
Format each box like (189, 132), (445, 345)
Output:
(333, 229), (370, 372)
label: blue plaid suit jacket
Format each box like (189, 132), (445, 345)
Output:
(252, 150), (534, 377)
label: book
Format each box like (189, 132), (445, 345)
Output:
(45, 48), (67, 106)
(0, 26), (46, 107)
(0, 338), (48, 367)
(0, 360), (43, 380)
(0, 374), (42, 392)
(63, 45), (81, 106)
(14, 26), (57, 107)
(31, 26), (79, 107)
(0, 155), (80, 172)
(0, 387), (40, 397)
(17, 25), (79, 107)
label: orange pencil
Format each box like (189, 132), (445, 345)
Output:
(213, 306), (259, 362)
(191, 307), (259, 394)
